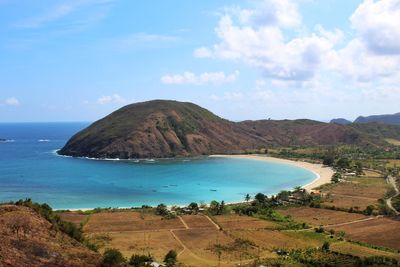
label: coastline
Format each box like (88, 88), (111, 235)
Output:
(53, 154), (333, 211)
(210, 154), (334, 192)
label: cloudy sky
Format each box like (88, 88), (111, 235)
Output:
(1, 0), (399, 122)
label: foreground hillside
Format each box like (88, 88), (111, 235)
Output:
(0, 204), (99, 267)
(59, 100), (398, 159)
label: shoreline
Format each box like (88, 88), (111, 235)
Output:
(55, 155), (333, 211)
(210, 154), (334, 192)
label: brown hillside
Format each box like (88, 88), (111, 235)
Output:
(0, 205), (99, 267)
(59, 100), (390, 159)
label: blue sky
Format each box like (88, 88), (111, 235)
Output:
(1, 0), (400, 122)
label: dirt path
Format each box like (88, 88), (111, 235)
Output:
(178, 216), (190, 229)
(205, 215), (221, 230)
(323, 216), (379, 228)
(386, 176), (400, 215)
(329, 193), (377, 201)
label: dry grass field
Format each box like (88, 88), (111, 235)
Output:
(180, 215), (215, 229)
(56, 211), (88, 225)
(328, 217), (400, 249)
(278, 207), (368, 226)
(84, 211), (185, 233)
(319, 173), (390, 210)
(53, 208), (400, 266)
(212, 214), (277, 230)
(331, 242), (400, 260)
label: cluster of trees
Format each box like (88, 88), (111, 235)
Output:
(100, 249), (177, 267)
(208, 200), (226, 215)
(323, 154), (364, 175)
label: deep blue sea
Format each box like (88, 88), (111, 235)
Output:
(0, 123), (316, 210)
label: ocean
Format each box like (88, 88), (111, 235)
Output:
(0, 123), (316, 210)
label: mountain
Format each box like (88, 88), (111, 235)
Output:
(330, 118), (352, 125)
(0, 204), (99, 266)
(59, 100), (395, 159)
(354, 112), (400, 125)
(58, 100), (270, 158)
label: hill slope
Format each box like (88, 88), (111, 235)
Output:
(355, 113), (400, 125)
(0, 205), (99, 266)
(59, 100), (395, 159)
(58, 100), (270, 158)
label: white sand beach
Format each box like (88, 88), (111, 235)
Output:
(210, 154), (334, 192)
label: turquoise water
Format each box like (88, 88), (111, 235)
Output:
(0, 123), (316, 210)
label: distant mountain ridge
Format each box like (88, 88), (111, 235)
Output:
(330, 118), (352, 125)
(354, 113), (400, 125)
(59, 100), (400, 159)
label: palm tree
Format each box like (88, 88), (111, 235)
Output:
(245, 194), (251, 203)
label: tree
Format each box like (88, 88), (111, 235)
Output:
(245, 194), (251, 203)
(219, 201), (225, 215)
(336, 157), (351, 170)
(331, 172), (342, 183)
(254, 193), (266, 203)
(321, 242), (330, 251)
(323, 154), (335, 166)
(164, 250), (177, 267)
(129, 254), (153, 267)
(100, 248), (126, 267)
(355, 161), (364, 176)
(188, 202), (199, 213)
(155, 203), (168, 216)
(365, 205), (374, 215)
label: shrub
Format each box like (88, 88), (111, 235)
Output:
(101, 248), (126, 267)
(164, 250), (177, 267)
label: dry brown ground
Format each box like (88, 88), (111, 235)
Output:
(328, 217), (400, 249)
(0, 205), (99, 267)
(84, 211), (185, 233)
(319, 175), (390, 210)
(56, 212), (88, 225)
(104, 230), (182, 261)
(79, 210), (400, 266)
(331, 242), (400, 260)
(279, 207), (368, 226)
(180, 215), (215, 229)
(213, 214), (277, 230)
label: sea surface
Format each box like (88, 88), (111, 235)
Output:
(0, 123), (316, 210)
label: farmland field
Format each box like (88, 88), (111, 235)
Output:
(278, 207), (368, 226)
(52, 207), (400, 266)
(328, 217), (400, 249)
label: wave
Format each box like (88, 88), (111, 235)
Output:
(0, 139), (15, 143)
(38, 139), (50, 142)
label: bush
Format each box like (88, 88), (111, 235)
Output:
(129, 254), (153, 266)
(321, 241), (330, 251)
(101, 248), (126, 267)
(164, 250), (177, 267)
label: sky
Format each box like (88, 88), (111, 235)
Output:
(1, 0), (400, 122)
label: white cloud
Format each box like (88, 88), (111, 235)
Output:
(195, 0), (400, 89)
(193, 47), (212, 58)
(161, 71), (239, 85)
(350, 0), (400, 55)
(97, 94), (126, 105)
(5, 97), (20, 106)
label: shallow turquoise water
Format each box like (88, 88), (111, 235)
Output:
(0, 123), (316, 209)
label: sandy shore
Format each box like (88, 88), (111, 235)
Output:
(210, 154), (334, 192)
